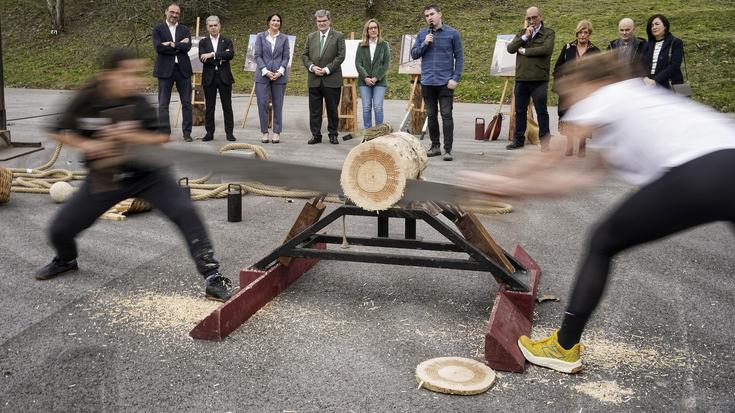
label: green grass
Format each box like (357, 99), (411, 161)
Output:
(2, 0), (734, 111)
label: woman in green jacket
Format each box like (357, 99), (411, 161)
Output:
(355, 19), (390, 129)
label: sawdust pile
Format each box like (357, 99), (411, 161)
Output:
(574, 380), (635, 404)
(91, 291), (219, 332)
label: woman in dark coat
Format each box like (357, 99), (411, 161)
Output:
(552, 20), (600, 155)
(642, 14), (684, 89)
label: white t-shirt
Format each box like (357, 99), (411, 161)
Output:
(650, 40), (664, 75)
(563, 78), (735, 185)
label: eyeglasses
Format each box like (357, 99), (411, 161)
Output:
(525, 15), (539, 21)
(368, 26), (379, 30)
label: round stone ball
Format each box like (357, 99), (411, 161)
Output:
(49, 181), (75, 203)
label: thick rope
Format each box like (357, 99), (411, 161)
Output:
(8, 143), (87, 194)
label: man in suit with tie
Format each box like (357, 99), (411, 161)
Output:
(152, 3), (193, 141)
(301, 9), (346, 145)
(198, 16), (236, 141)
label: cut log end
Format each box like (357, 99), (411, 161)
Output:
(341, 132), (427, 211)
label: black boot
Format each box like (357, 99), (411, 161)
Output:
(205, 273), (235, 302)
(35, 257), (78, 280)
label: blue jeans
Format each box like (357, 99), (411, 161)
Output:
(359, 85), (386, 129)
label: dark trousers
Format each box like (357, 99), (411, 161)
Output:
(48, 169), (219, 279)
(513, 80), (550, 145)
(308, 85), (341, 139)
(157, 64), (192, 135)
(558, 150), (735, 347)
(422, 84), (454, 152)
(204, 75), (234, 136)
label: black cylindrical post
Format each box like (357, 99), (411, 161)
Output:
(227, 184), (242, 222)
(178, 177), (191, 199)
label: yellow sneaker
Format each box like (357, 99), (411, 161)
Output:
(518, 330), (583, 373)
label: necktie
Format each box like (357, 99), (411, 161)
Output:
(319, 34), (326, 56)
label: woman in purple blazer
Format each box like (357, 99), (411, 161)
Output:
(254, 13), (290, 143)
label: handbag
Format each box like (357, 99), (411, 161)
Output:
(669, 42), (692, 97)
(484, 114), (503, 140)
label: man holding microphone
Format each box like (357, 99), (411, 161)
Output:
(411, 4), (464, 162)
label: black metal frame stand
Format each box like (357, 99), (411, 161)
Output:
(252, 204), (530, 291)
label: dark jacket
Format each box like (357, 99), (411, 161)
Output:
(198, 36), (235, 86)
(301, 29), (346, 88)
(507, 23), (555, 81)
(355, 40), (390, 87)
(552, 41), (601, 117)
(553, 40), (601, 83)
(607, 36), (647, 68)
(254, 31), (290, 85)
(152, 22), (192, 78)
(644, 33), (684, 88)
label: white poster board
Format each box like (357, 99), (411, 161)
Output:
(244, 34), (297, 72)
(341, 39), (361, 78)
(490, 35), (516, 77)
(398, 34), (422, 75)
(188, 36), (205, 74)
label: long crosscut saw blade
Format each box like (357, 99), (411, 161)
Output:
(126, 144), (461, 203)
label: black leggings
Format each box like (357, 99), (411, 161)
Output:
(558, 150), (735, 348)
(48, 169), (220, 278)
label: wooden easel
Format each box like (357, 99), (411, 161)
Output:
(175, 17), (205, 127)
(406, 74), (426, 134)
(241, 82), (257, 128)
(338, 32), (358, 132)
(338, 77), (358, 131)
(487, 76), (511, 139)
(241, 81), (273, 129)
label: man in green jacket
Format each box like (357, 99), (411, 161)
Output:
(507, 6), (555, 150)
(301, 9), (346, 145)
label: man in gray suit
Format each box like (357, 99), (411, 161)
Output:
(301, 9), (346, 144)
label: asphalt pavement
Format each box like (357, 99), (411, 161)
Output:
(0, 88), (733, 412)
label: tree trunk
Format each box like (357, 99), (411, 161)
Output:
(46, 0), (64, 34)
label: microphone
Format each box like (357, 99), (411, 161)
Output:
(429, 22), (435, 34)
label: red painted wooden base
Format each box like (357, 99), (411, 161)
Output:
(189, 244), (324, 340)
(484, 245), (542, 372)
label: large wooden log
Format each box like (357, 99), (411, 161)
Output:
(340, 132), (427, 211)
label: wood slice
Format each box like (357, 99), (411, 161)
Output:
(416, 357), (496, 395)
(341, 132), (427, 211)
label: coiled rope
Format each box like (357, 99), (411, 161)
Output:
(7, 143), (87, 194)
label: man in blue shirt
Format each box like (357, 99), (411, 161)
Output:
(411, 4), (463, 161)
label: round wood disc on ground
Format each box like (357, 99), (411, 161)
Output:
(341, 132), (427, 211)
(415, 357), (496, 395)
